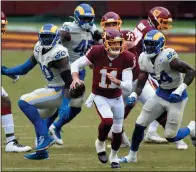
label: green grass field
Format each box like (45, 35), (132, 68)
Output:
(1, 51), (195, 171)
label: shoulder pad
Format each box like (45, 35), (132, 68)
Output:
(164, 48), (178, 61)
(52, 45), (69, 61)
(33, 41), (41, 57)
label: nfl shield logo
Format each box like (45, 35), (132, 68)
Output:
(109, 63), (112, 67)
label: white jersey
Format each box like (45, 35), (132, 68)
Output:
(33, 41), (69, 87)
(139, 48), (183, 89)
(60, 21), (97, 63)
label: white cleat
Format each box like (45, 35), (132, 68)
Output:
(49, 124), (63, 145)
(175, 140), (188, 150)
(119, 151), (137, 163)
(187, 121), (196, 146)
(144, 132), (168, 144)
(5, 139), (32, 152)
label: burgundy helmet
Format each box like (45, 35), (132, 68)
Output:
(1, 11), (8, 34)
(148, 7), (172, 30)
(101, 12), (122, 31)
(103, 28), (124, 56)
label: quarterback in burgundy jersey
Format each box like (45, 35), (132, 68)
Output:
(71, 28), (137, 168)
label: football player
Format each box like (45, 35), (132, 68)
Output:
(1, 11), (32, 153)
(119, 30), (196, 163)
(100, 11), (168, 147)
(2, 24), (84, 159)
(48, 3), (102, 145)
(70, 28), (138, 168)
(131, 6), (188, 148)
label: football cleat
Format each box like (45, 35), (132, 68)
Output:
(111, 162), (121, 168)
(24, 150), (49, 160)
(119, 154), (137, 163)
(175, 140), (188, 150)
(49, 124), (63, 145)
(5, 139), (32, 152)
(187, 121), (196, 147)
(109, 152), (121, 168)
(144, 132), (168, 144)
(95, 139), (108, 163)
(35, 135), (55, 151)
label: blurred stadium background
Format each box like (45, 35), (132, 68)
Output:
(1, 1), (195, 171)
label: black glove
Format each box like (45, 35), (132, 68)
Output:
(70, 83), (85, 98)
(93, 30), (102, 42)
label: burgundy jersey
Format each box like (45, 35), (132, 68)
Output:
(133, 20), (155, 56)
(120, 30), (139, 81)
(86, 45), (137, 98)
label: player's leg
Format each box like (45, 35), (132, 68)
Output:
(1, 87), (32, 152)
(109, 95), (124, 168)
(164, 98), (195, 145)
(120, 95), (165, 163)
(107, 91), (130, 148)
(49, 69), (86, 143)
(94, 95), (113, 164)
(138, 80), (167, 143)
(18, 87), (63, 152)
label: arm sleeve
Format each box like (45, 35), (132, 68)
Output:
(118, 68), (133, 93)
(71, 56), (92, 74)
(2, 58), (37, 75)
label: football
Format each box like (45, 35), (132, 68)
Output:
(70, 83), (85, 98)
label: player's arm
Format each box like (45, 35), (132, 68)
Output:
(92, 30), (102, 44)
(60, 24), (71, 44)
(51, 57), (72, 89)
(70, 56), (92, 89)
(107, 68), (133, 92)
(127, 69), (149, 105)
(169, 58), (196, 95)
(1, 55), (37, 76)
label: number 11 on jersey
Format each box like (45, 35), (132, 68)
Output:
(99, 69), (117, 88)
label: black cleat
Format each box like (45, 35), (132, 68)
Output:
(111, 162), (121, 168)
(97, 151), (108, 164)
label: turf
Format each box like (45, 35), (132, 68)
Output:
(1, 51), (195, 171)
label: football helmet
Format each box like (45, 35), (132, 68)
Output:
(103, 28), (124, 56)
(143, 29), (166, 58)
(1, 11), (8, 34)
(74, 3), (95, 30)
(148, 7), (172, 30)
(38, 24), (60, 49)
(101, 12), (122, 31)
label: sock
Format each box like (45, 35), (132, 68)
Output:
(147, 120), (159, 133)
(111, 132), (122, 151)
(131, 124), (147, 151)
(166, 127), (190, 142)
(54, 107), (81, 129)
(2, 114), (15, 143)
(45, 109), (59, 129)
(18, 100), (47, 136)
(98, 118), (113, 142)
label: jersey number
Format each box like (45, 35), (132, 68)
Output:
(158, 71), (172, 84)
(99, 69), (117, 88)
(40, 64), (54, 81)
(133, 23), (146, 45)
(74, 40), (93, 56)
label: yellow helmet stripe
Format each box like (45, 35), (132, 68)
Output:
(50, 25), (58, 33)
(39, 27), (44, 33)
(153, 32), (164, 40)
(91, 8), (95, 15)
(75, 6), (85, 15)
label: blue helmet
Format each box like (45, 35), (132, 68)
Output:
(143, 29), (166, 58)
(38, 24), (60, 49)
(74, 3), (95, 30)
